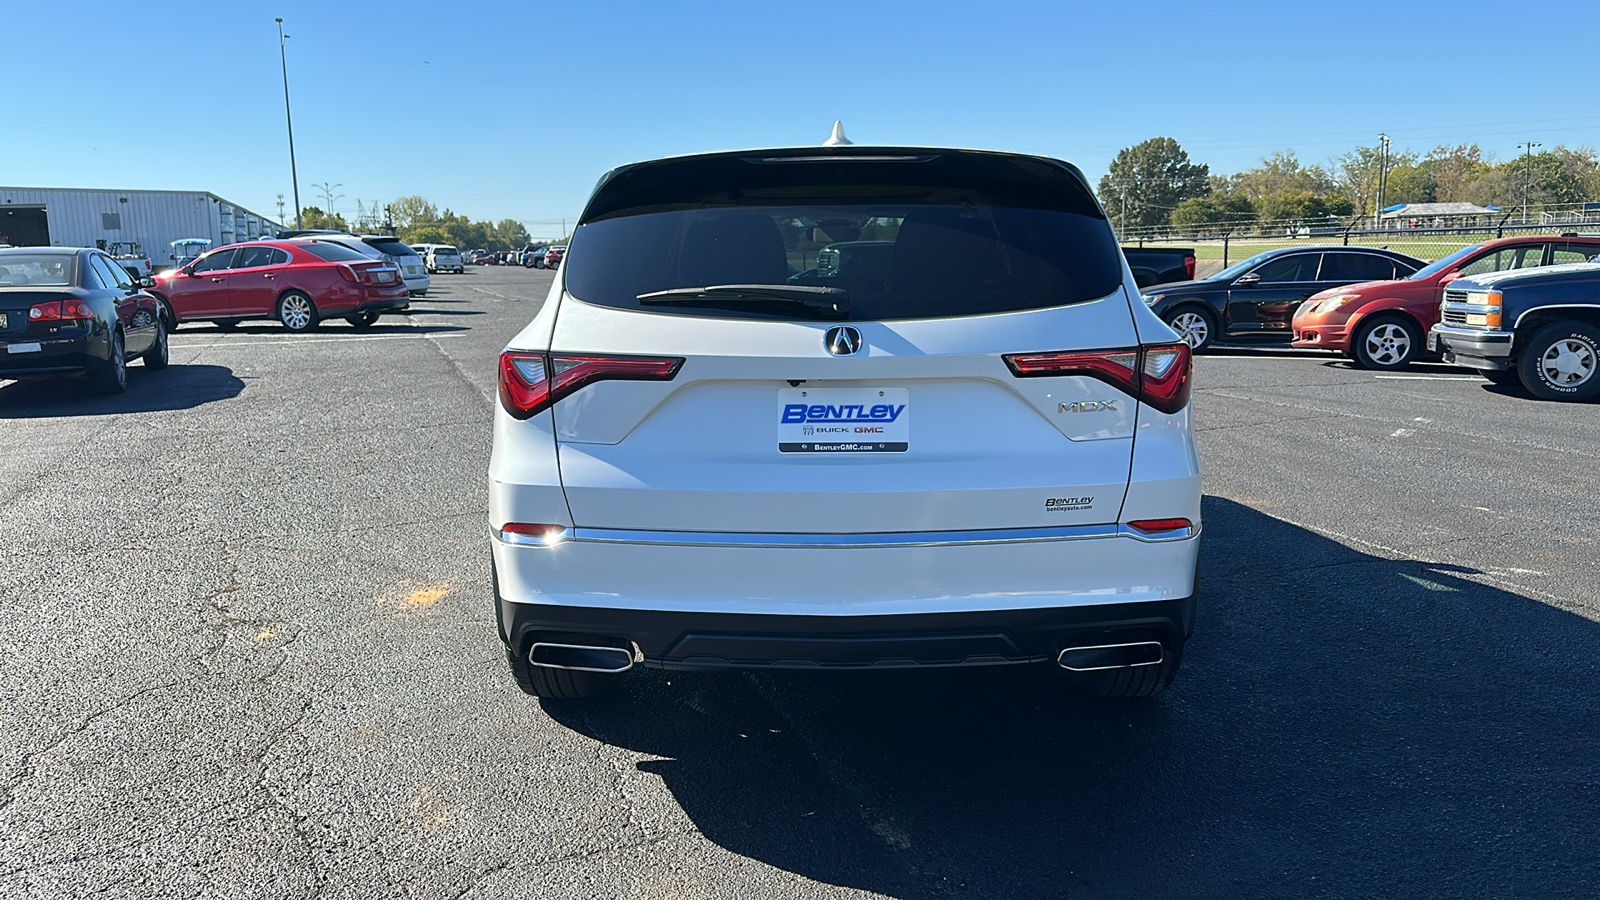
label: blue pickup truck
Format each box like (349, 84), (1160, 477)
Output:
(1430, 263), (1600, 401)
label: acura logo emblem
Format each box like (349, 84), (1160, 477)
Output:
(824, 325), (863, 356)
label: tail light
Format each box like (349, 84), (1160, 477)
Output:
(498, 522), (568, 546)
(29, 300), (91, 322)
(499, 351), (684, 420)
(1003, 342), (1192, 414)
(1183, 254), (1196, 280)
(336, 264), (360, 283)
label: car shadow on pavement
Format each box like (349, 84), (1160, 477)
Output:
(0, 363), (244, 417)
(543, 496), (1600, 897)
(176, 323), (471, 336)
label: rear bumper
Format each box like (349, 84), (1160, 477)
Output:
(498, 591), (1196, 670)
(0, 334), (99, 376)
(490, 524), (1200, 669)
(359, 292), (411, 314)
(1430, 324), (1512, 370)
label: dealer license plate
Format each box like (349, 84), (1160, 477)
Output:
(778, 387), (909, 453)
(7, 342), (42, 354)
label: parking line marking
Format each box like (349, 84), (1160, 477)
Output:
(175, 333), (465, 349)
(1373, 375), (1483, 381)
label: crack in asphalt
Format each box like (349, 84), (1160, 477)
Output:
(0, 680), (183, 816)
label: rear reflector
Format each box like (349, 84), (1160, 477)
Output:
(498, 351), (683, 420)
(1127, 518), (1193, 534)
(500, 522), (569, 546)
(1003, 342), (1192, 414)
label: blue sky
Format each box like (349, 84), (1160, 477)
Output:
(3, 0), (1597, 238)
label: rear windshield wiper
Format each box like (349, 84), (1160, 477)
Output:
(636, 284), (849, 318)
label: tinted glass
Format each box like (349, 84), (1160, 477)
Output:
(0, 253), (76, 286)
(234, 246), (279, 269)
(1252, 254), (1320, 283)
(100, 255), (135, 289)
(365, 239), (419, 258)
(1551, 243), (1600, 265)
(1318, 253), (1400, 282)
(192, 249), (238, 273)
(436, 246), (459, 254)
(1458, 244), (1545, 277)
(565, 204), (1120, 321)
(296, 241), (373, 262)
(85, 256), (116, 289)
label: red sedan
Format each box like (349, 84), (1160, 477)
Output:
(1292, 236), (1600, 369)
(149, 239), (410, 333)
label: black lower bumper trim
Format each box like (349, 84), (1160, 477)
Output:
(498, 593), (1197, 671)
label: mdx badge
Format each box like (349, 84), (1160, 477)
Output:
(824, 325), (863, 356)
(1059, 400), (1117, 413)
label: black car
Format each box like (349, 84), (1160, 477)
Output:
(0, 247), (169, 394)
(1141, 246), (1425, 351)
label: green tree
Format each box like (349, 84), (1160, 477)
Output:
(389, 196), (439, 231)
(298, 205), (347, 231)
(1098, 137), (1211, 231)
(1226, 151), (1337, 201)
(1336, 143), (1419, 218)
(1170, 194), (1256, 233)
(1423, 144), (1489, 203)
(1383, 165), (1437, 205)
(1255, 191), (1352, 228)
(493, 219), (531, 249)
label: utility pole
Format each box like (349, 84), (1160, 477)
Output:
(275, 193), (285, 223)
(1374, 133), (1392, 225)
(1517, 141), (1541, 224)
(276, 18), (302, 230)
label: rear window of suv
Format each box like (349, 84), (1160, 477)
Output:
(365, 239), (420, 258)
(563, 150), (1122, 321)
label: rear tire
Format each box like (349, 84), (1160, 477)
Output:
(345, 311), (379, 329)
(506, 647), (621, 699)
(91, 329), (128, 395)
(1517, 321), (1600, 401)
(1065, 640), (1184, 698)
(143, 319), (170, 370)
(276, 291), (319, 333)
(1164, 305), (1218, 352)
(1351, 315), (1421, 370)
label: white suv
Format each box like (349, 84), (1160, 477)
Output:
(425, 244), (464, 274)
(489, 146), (1201, 700)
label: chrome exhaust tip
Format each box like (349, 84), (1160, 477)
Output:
(1056, 641), (1164, 672)
(528, 642), (635, 674)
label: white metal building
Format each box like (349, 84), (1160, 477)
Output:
(0, 187), (282, 267)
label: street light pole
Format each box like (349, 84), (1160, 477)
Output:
(276, 18), (302, 230)
(1517, 141), (1541, 224)
(1375, 133), (1391, 225)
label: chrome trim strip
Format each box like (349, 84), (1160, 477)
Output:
(537, 523), (1199, 549)
(496, 526), (570, 547)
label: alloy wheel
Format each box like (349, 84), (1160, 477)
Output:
(1540, 338), (1595, 387)
(1364, 322), (1412, 366)
(280, 295), (313, 331)
(1170, 311), (1210, 348)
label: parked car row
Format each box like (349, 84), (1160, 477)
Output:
(1137, 235), (1600, 399)
(464, 246), (567, 268)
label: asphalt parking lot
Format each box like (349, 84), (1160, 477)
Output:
(3, 265), (1599, 899)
